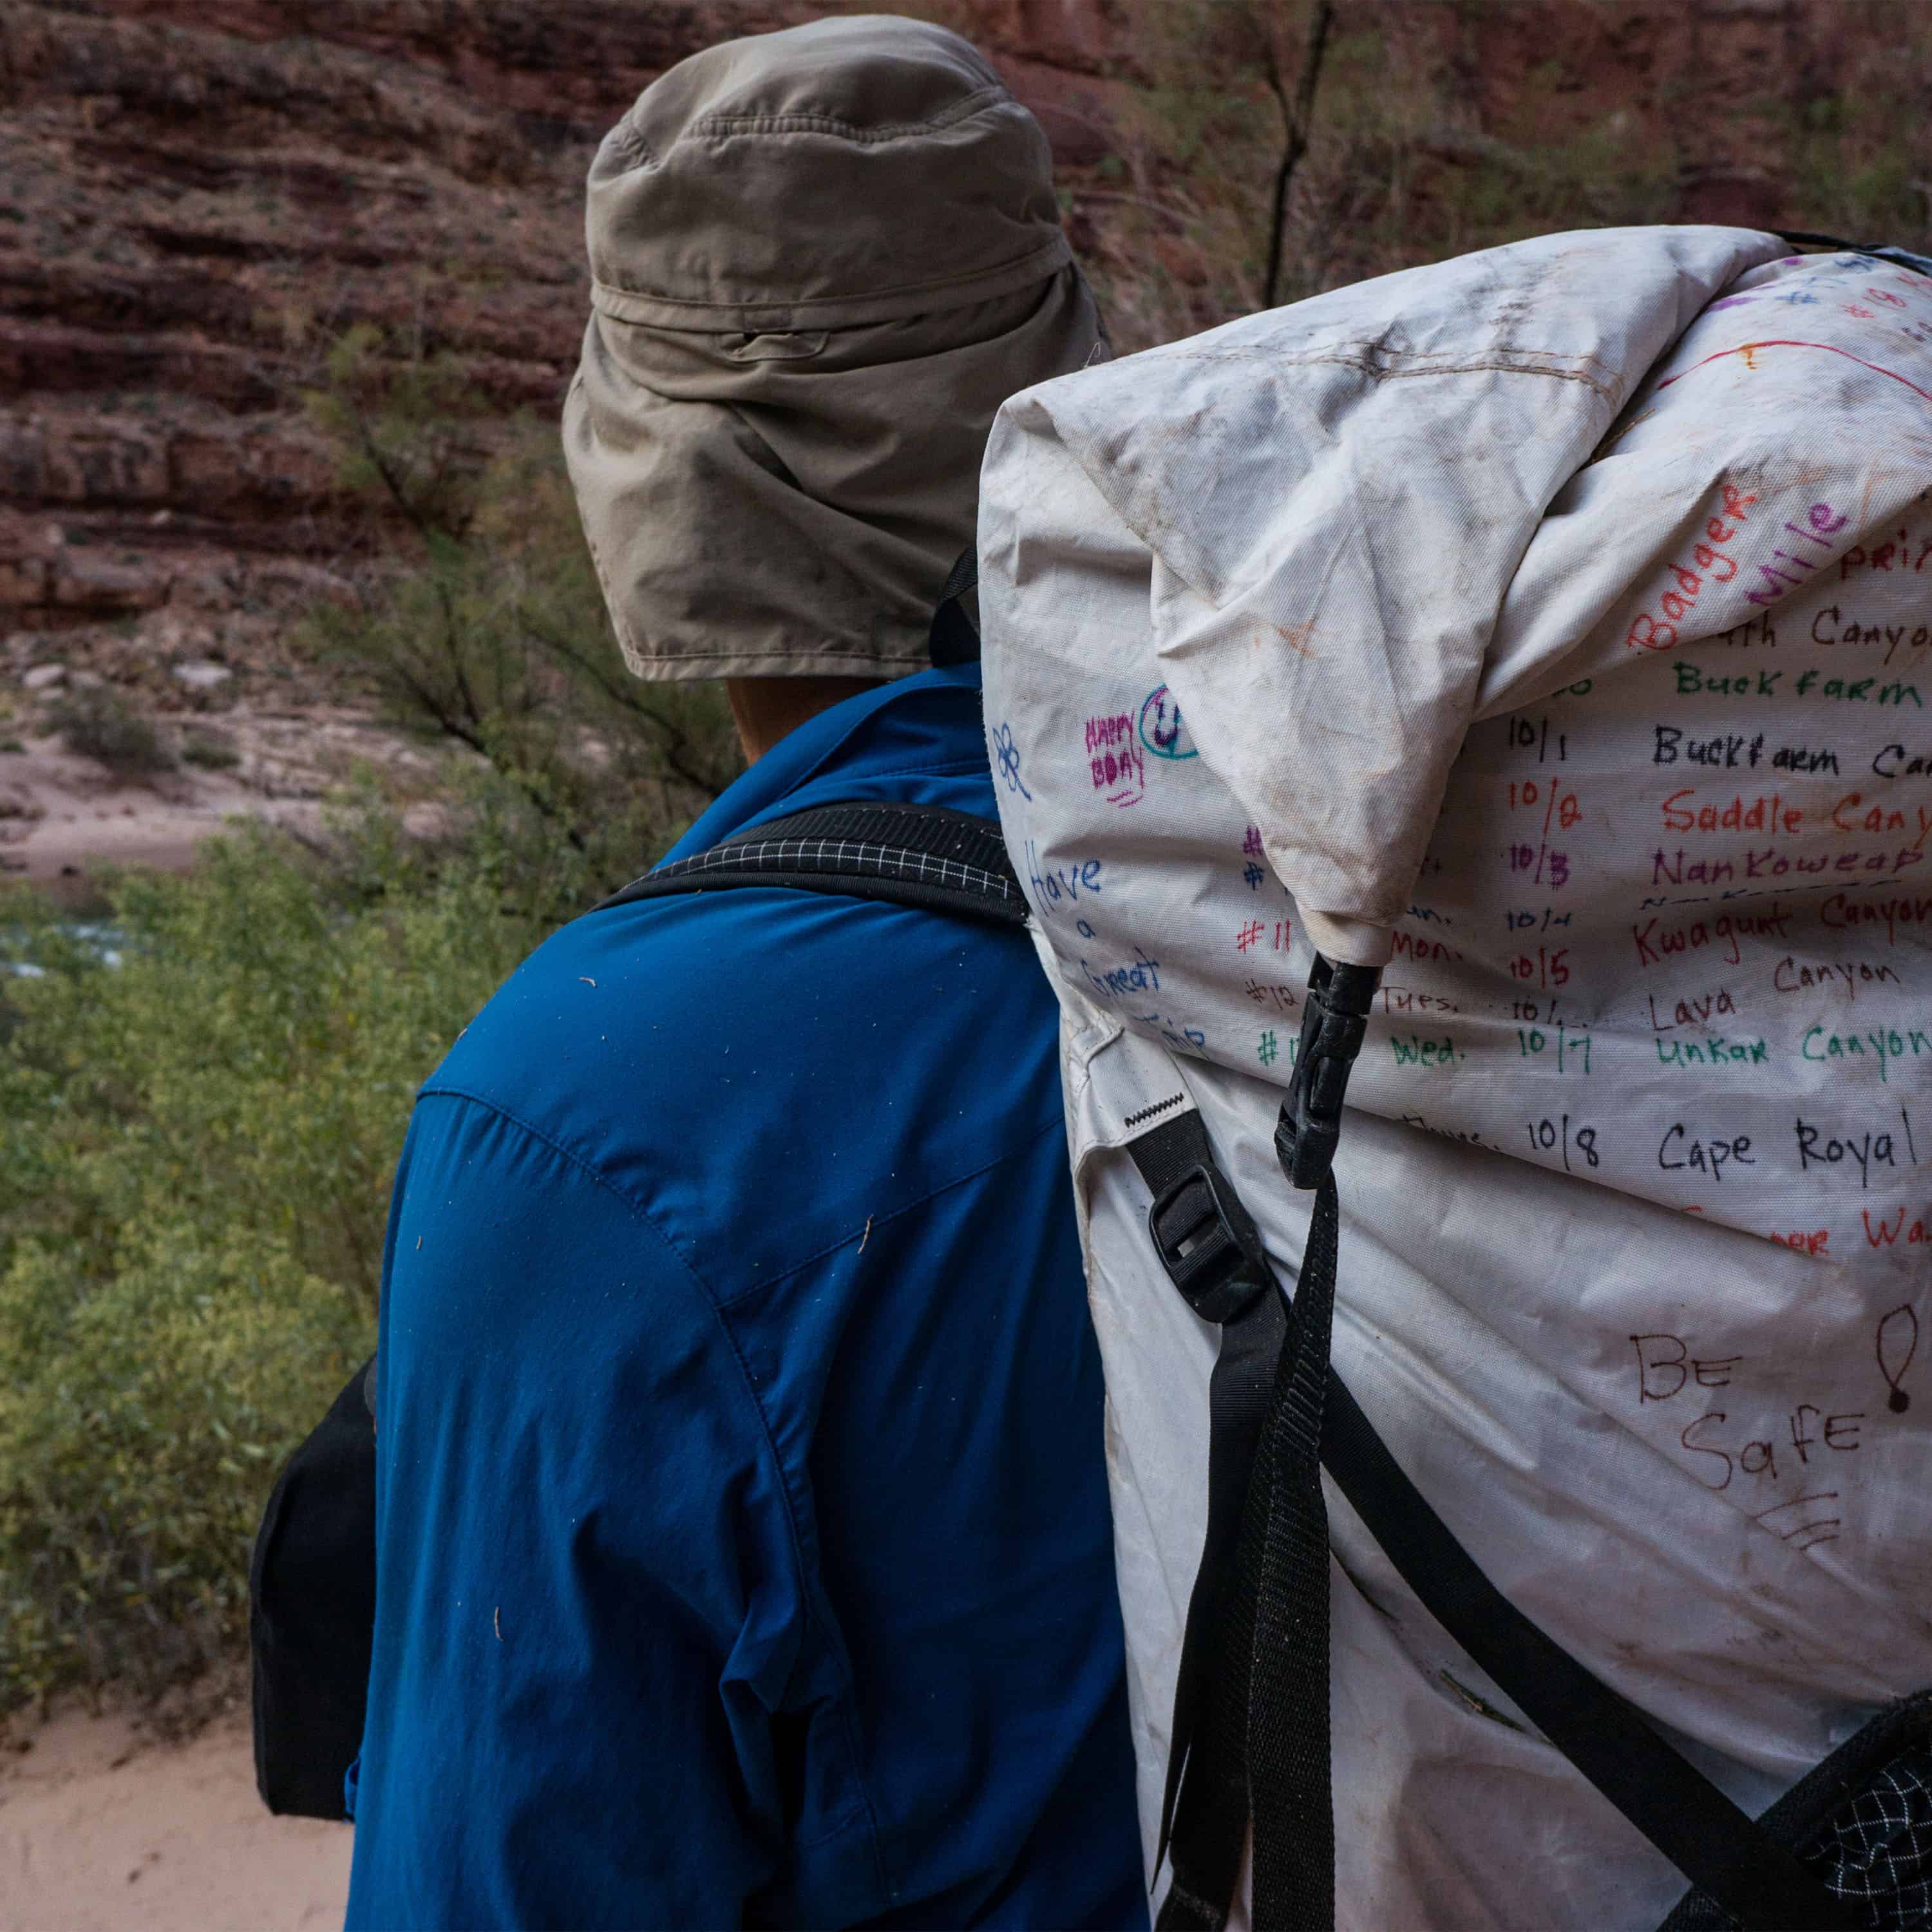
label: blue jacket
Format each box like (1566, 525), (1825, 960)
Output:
(345, 667), (1147, 1930)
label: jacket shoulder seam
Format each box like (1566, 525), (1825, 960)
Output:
(402, 1087), (891, 1895)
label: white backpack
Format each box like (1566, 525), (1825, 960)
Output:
(978, 225), (1932, 1931)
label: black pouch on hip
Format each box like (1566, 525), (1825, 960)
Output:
(247, 1353), (377, 1819)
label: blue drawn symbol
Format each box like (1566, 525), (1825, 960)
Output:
(992, 721), (1031, 799)
(1242, 862), (1265, 891)
(1138, 685), (1198, 761)
(1137, 1010), (1207, 1052)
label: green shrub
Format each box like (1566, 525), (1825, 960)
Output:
(48, 687), (176, 780)
(0, 321), (742, 1713)
(180, 730), (241, 772)
(0, 829), (531, 1712)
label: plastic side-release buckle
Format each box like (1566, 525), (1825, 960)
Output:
(1274, 952), (1381, 1190)
(1147, 1162), (1273, 1325)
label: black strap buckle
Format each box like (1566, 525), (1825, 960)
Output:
(1147, 1162), (1273, 1325)
(1274, 952), (1381, 1190)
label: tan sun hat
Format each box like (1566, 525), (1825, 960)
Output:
(563, 13), (1103, 682)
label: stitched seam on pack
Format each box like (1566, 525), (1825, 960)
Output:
(711, 1113), (1065, 1311)
(1122, 1092), (1189, 1130)
(407, 1088), (886, 1883)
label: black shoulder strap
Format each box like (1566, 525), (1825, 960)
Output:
(594, 798), (1026, 929)
(1128, 1104), (1862, 1932)
(927, 546), (981, 668)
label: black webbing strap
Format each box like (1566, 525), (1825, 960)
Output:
(1238, 1168), (1340, 1931)
(1315, 1368), (1860, 1932)
(1775, 230), (1932, 278)
(593, 799), (1026, 929)
(1126, 1106), (1863, 1932)
(1130, 1108), (1293, 1924)
(928, 545), (981, 667)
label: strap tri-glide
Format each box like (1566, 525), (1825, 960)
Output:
(1128, 955), (1860, 1932)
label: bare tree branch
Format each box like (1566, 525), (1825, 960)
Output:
(1073, 187), (1196, 231)
(514, 605), (731, 799)
(1262, 0), (1336, 311)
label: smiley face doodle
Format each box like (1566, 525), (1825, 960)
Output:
(1139, 685), (1198, 761)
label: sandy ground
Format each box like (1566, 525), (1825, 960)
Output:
(0, 734), (321, 884)
(0, 1703), (352, 1932)
(0, 704), (448, 887)
(0, 703), (456, 896)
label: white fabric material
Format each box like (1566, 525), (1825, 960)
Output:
(980, 227), (1932, 1927)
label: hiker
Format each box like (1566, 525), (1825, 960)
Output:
(338, 19), (1144, 1929)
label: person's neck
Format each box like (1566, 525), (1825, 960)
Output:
(726, 675), (886, 764)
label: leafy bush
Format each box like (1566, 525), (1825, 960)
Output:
(180, 729), (242, 772)
(48, 687), (176, 780)
(0, 325), (739, 1716)
(0, 830), (531, 1712)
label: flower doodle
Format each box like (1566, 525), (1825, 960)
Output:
(992, 720), (1031, 799)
